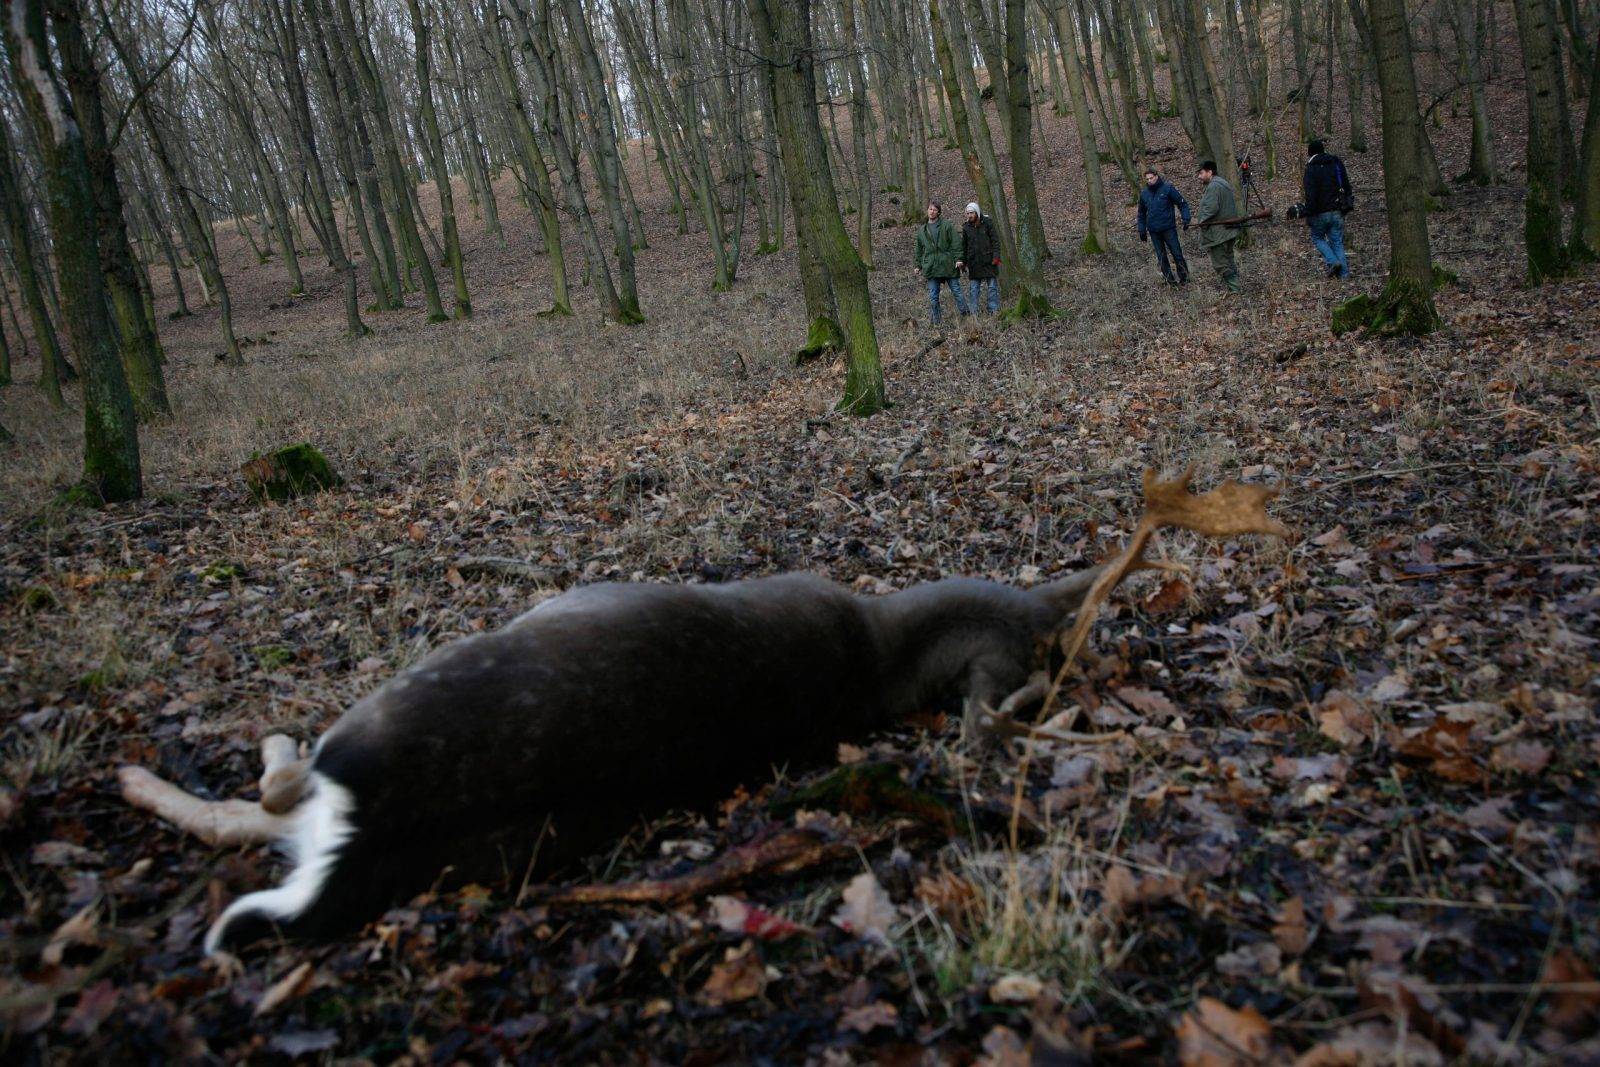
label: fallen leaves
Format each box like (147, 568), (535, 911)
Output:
(253, 961), (316, 1018)
(1102, 863), (1186, 918)
(1272, 897), (1312, 957)
(1541, 949), (1600, 1036)
(831, 872), (897, 944)
(700, 942), (768, 1006)
(1489, 739), (1551, 776)
(1175, 998), (1279, 1066)
(1314, 690), (1374, 747)
(837, 999), (898, 1033)
(708, 896), (807, 941)
(1395, 718), (1484, 784)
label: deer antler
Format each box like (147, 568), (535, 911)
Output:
(989, 466), (1288, 743)
(118, 734), (308, 848)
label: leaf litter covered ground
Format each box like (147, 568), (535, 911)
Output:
(2, 53), (1600, 1065)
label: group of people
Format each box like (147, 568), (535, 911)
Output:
(911, 141), (1352, 322)
(1133, 141), (1354, 292)
(913, 201), (1002, 324)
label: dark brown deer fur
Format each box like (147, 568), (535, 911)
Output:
(203, 569), (1100, 952)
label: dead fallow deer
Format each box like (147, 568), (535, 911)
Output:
(118, 467), (1285, 953)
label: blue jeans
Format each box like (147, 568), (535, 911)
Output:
(1309, 211), (1347, 274)
(967, 276), (1000, 314)
(1149, 228), (1187, 282)
(927, 277), (968, 323)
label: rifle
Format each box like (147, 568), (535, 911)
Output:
(1196, 209), (1272, 227)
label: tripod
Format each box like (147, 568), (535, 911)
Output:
(1238, 156), (1267, 213)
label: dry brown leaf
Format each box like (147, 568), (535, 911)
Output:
(253, 961), (315, 1018)
(830, 872), (896, 943)
(61, 981), (119, 1038)
(977, 1025), (1031, 1067)
(1542, 949), (1600, 1035)
(1396, 719), (1486, 784)
(1357, 971), (1465, 1056)
(1144, 467), (1291, 539)
(988, 973), (1046, 1004)
(838, 1000), (898, 1034)
(1273, 896), (1311, 956)
(41, 904), (100, 967)
(1102, 864), (1185, 917)
(1315, 690), (1373, 747)
(1115, 685), (1178, 719)
(1142, 577), (1191, 614)
(1175, 997), (1277, 1066)
(1490, 740), (1551, 776)
(915, 870), (977, 931)
(700, 941), (767, 1006)
(1292, 1022), (1445, 1066)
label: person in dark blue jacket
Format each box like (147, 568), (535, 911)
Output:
(1137, 168), (1192, 285)
(1300, 140), (1350, 278)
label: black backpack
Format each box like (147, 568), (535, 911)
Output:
(1335, 158), (1356, 215)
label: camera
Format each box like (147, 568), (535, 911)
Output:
(1286, 202), (1308, 221)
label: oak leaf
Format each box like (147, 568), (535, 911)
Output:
(1175, 997), (1277, 1066)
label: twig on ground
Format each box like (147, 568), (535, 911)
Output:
(523, 824), (907, 908)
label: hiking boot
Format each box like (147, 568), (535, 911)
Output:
(1327, 264), (1341, 278)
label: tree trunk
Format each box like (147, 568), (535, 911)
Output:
(1514, 0), (1575, 279)
(0, 118), (67, 406)
(1001, 0), (1055, 316)
(749, 0), (882, 414)
(7, 0), (141, 500)
(841, 0), (874, 267)
(332, 0), (446, 321)
(1338, 0), (1369, 153)
(53, 0), (169, 418)
(1573, 40), (1600, 257)
(407, 0), (471, 319)
(936, 0), (1017, 275)
(1049, 0), (1111, 252)
(559, 0), (643, 316)
(1354, 0), (1440, 333)
(477, 0), (572, 315)
(1448, 0), (1494, 181)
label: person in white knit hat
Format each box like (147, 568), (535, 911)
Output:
(958, 202), (1001, 315)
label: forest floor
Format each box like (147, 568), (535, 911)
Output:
(2, 44), (1599, 1065)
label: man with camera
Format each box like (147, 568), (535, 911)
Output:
(1289, 139), (1352, 279)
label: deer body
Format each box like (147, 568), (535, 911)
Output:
(203, 569), (1098, 951)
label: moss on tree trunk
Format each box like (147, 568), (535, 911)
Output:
(242, 444), (342, 503)
(794, 316), (847, 364)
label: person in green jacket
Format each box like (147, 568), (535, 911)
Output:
(1193, 161), (1243, 293)
(913, 202), (968, 324)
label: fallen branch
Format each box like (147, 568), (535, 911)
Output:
(453, 556), (560, 584)
(522, 824), (901, 908)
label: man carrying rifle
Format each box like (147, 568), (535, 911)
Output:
(1194, 160), (1243, 293)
